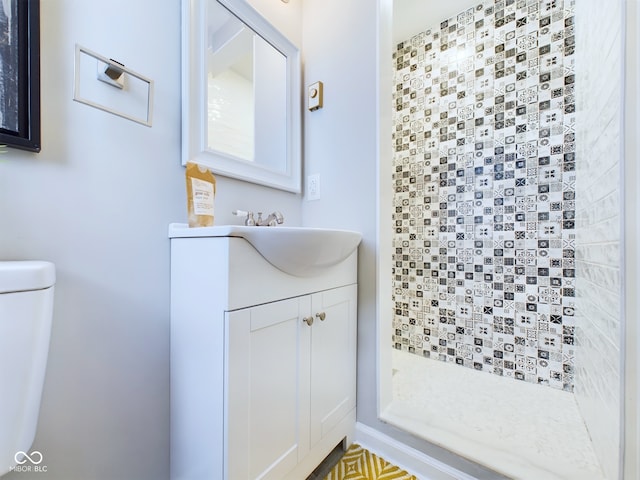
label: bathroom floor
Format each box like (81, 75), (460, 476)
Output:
(384, 349), (606, 480)
(322, 444), (417, 480)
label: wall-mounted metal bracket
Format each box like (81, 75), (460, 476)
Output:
(97, 58), (125, 89)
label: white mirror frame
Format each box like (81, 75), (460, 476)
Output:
(182, 0), (301, 193)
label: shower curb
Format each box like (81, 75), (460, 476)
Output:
(354, 422), (480, 480)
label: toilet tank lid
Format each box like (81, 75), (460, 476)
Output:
(0, 261), (56, 294)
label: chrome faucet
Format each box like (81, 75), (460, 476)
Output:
(232, 210), (284, 226)
(256, 211), (284, 226)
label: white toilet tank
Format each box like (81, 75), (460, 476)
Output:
(0, 261), (55, 477)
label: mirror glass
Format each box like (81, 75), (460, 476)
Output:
(183, 0), (301, 192)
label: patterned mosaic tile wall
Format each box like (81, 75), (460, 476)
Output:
(391, 0), (577, 390)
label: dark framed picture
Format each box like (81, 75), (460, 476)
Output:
(0, 0), (40, 152)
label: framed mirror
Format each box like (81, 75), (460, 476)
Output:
(182, 0), (301, 193)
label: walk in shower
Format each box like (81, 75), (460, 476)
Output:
(378, 0), (626, 478)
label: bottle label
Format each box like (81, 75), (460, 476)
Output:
(191, 178), (215, 216)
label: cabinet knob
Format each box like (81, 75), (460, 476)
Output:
(315, 312), (326, 321)
(303, 316), (314, 326)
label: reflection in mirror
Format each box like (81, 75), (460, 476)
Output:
(207, 6), (256, 160)
(183, 0), (300, 192)
(207, 5), (287, 164)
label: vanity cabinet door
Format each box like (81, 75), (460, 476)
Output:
(224, 284), (357, 479)
(225, 296), (309, 480)
(309, 285), (357, 448)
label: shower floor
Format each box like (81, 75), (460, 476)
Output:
(384, 349), (606, 480)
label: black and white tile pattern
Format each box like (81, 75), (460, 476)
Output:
(392, 0), (576, 391)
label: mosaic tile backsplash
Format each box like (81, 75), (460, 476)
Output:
(391, 0), (576, 390)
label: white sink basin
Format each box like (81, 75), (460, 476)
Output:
(168, 223), (362, 277)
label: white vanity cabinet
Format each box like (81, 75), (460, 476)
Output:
(169, 227), (358, 480)
(226, 285), (356, 480)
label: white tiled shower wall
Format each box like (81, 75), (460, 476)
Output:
(574, 0), (623, 479)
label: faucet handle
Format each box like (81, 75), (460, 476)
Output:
(232, 210), (256, 226)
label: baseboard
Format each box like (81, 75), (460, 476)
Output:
(353, 422), (478, 480)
